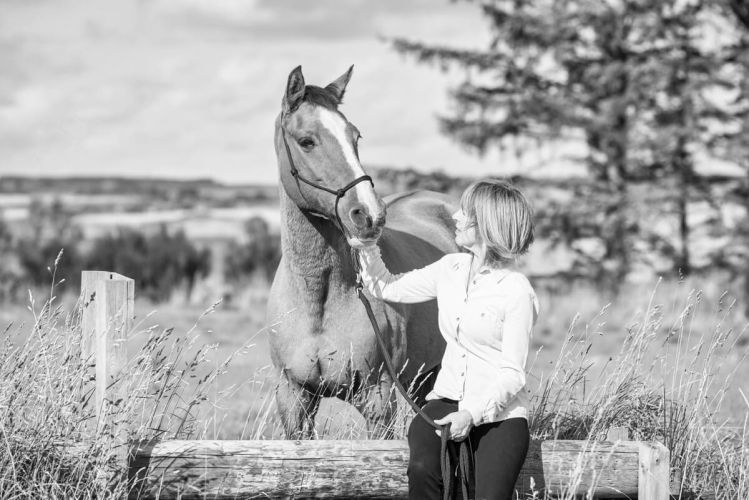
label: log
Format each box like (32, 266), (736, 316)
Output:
(129, 439), (655, 499)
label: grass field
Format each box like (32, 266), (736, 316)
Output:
(3, 272), (746, 437)
(125, 272), (749, 438)
(1, 271), (747, 497)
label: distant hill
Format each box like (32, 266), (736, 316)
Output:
(3, 169), (742, 200)
(0, 175), (278, 206)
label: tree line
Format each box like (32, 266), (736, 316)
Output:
(0, 201), (280, 304)
(392, 0), (749, 287)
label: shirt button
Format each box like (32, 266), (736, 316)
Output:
(460, 372), (465, 376)
(456, 316), (460, 321)
(461, 353), (466, 358)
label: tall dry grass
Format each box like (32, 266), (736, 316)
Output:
(1, 258), (747, 498)
(0, 260), (249, 498)
(241, 276), (749, 498)
(525, 278), (749, 498)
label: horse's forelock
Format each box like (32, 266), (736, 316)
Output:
(303, 85), (340, 110)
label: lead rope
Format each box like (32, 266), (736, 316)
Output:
(351, 247), (471, 500)
(281, 120), (470, 497)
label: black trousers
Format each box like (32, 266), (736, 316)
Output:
(407, 399), (529, 500)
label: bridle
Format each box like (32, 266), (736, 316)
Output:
(281, 115), (470, 500)
(281, 122), (373, 237)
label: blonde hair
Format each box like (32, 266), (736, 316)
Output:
(460, 179), (535, 267)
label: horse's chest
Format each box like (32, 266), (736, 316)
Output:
(269, 282), (404, 385)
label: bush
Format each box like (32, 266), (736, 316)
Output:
(84, 226), (210, 302)
(16, 238), (84, 293)
(224, 217), (281, 283)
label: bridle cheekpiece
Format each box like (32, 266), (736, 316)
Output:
(280, 117), (373, 239)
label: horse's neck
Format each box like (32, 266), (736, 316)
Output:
(279, 187), (354, 287)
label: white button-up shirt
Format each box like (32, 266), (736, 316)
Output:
(357, 246), (539, 425)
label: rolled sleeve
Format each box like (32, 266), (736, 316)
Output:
(356, 245), (444, 303)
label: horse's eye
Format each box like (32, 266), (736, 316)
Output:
(298, 137), (315, 150)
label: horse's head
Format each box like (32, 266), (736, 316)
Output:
(275, 65), (386, 247)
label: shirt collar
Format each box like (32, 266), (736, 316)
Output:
(453, 253), (496, 274)
(454, 253), (514, 280)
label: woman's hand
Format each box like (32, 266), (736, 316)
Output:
(433, 410), (474, 441)
(347, 236), (378, 250)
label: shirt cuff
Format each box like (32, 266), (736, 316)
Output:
(357, 244), (381, 266)
(358, 243), (380, 254)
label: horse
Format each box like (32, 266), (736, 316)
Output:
(267, 65), (460, 439)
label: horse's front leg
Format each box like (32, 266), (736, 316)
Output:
(276, 374), (321, 439)
(354, 370), (397, 439)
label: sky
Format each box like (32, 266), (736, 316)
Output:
(0, 0), (589, 185)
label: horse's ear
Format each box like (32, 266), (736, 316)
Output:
(283, 65), (306, 113)
(325, 65), (354, 104)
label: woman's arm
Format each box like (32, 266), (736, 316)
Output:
(356, 245), (444, 303)
(460, 288), (538, 425)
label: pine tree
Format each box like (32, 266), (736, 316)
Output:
(722, 0), (749, 313)
(393, 0), (741, 281)
(640, 0), (741, 275)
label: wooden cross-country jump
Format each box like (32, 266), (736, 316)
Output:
(80, 270), (671, 499)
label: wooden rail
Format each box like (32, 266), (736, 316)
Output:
(80, 271), (671, 499)
(128, 438), (669, 499)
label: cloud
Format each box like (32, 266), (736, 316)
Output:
(151, 0), (370, 41)
(0, 0), (524, 184)
(149, 0), (473, 42)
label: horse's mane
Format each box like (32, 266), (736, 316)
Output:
(303, 85), (340, 110)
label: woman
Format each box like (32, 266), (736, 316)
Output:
(354, 179), (539, 500)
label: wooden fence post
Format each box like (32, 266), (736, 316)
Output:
(638, 441), (670, 499)
(80, 271), (134, 461)
(81, 271), (111, 370)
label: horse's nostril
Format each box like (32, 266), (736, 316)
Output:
(349, 205), (373, 229)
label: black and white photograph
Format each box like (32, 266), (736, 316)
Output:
(1, 0), (748, 498)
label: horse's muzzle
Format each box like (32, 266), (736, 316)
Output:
(347, 199), (386, 240)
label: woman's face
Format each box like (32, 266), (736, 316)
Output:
(452, 208), (479, 250)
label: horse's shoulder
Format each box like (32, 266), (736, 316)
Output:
(377, 190), (460, 273)
(382, 190), (457, 234)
